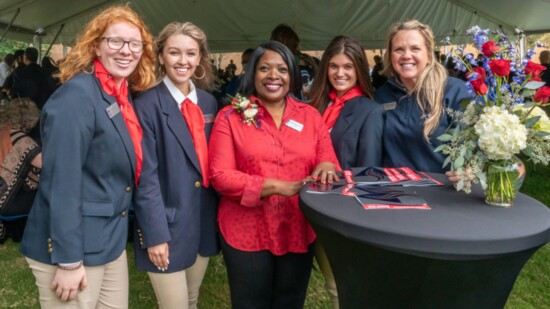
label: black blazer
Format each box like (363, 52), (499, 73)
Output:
(20, 73), (136, 266)
(132, 82), (219, 273)
(330, 96), (384, 170)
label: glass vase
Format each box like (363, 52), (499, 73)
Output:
(484, 156), (525, 207)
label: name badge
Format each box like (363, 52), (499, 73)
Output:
(203, 113), (215, 124)
(106, 102), (121, 118)
(383, 101), (397, 110)
(285, 119), (303, 132)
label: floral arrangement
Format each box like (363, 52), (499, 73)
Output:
(230, 94), (263, 127)
(436, 26), (550, 205)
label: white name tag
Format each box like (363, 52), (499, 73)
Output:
(106, 102), (121, 118)
(383, 101), (397, 110)
(285, 119), (303, 132)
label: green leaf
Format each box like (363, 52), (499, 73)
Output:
(525, 81), (546, 90)
(523, 102), (535, 108)
(437, 134), (453, 142)
(434, 144), (446, 153)
(453, 156), (465, 170)
(524, 116), (541, 128)
(522, 146), (535, 157)
(535, 131), (550, 137)
(443, 156), (451, 168)
(456, 179), (464, 191)
(460, 99), (472, 110)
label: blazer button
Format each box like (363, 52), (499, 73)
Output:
(48, 248), (53, 253)
(121, 211), (127, 217)
(125, 186), (132, 192)
(194, 181), (201, 188)
(47, 238), (52, 244)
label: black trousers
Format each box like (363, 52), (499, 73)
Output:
(220, 234), (315, 309)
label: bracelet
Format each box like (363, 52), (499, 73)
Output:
(57, 261), (84, 271)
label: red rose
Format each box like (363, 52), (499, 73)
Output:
(524, 61), (547, 81)
(488, 59), (511, 77)
(467, 67), (488, 95)
(481, 41), (500, 57)
(534, 86), (550, 105)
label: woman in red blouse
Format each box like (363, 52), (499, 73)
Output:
(209, 40), (340, 309)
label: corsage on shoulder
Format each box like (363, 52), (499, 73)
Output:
(230, 94), (263, 128)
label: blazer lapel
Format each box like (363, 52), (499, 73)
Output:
(332, 101), (354, 136)
(158, 84), (202, 175)
(95, 77), (137, 179)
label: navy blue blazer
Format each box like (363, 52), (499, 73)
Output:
(20, 73), (135, 266)
(330, 96), (385, 170)
(133, 82), (220, 273)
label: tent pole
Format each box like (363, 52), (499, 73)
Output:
(44, 24), (65, 57)
(0, 8), (21, 44)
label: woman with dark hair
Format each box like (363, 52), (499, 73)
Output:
(0, 98), (41, 242)
(132, 21), (219, 309)
(308, 35), (384, 308)
(20, 5), (155, 307)
(209, 40), (340, 309)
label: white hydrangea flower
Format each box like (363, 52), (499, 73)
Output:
(474, 106), (528, 160)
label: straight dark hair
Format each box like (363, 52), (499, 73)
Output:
(238, 40), (301, 100)
(309, 35), (373, 114)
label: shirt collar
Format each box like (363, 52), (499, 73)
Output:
(163, 76), (198, 107)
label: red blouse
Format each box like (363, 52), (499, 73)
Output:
(209, 96), (338, 255)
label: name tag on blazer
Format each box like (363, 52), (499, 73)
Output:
(106, 102), (121, 118)
(382, 101), (397, 110)
(203, 113), (215, 124)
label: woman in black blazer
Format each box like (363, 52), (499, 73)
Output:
(20, 5), (155, 307)
(132, 22), (219, 309)
(308, 35), (384, 308)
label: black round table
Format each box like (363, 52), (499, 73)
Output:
(299, 174), (550, 309)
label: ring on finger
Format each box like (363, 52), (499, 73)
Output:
(327, 171), (333, 174)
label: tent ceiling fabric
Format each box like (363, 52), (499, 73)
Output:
(1, 0), (549, 52)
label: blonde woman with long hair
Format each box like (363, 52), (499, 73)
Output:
(374, 20), (470, 172)
(132, 21), (219, 309)
(20, 5), (154, 307)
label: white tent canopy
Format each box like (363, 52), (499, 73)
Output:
(1, 0), (549, 52)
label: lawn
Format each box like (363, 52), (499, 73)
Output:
(0, 160), (548, 308)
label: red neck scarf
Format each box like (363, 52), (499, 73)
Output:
(94, 59), (142, 186)
(180, 98), (209, 187)
(322, 85), (364, 130)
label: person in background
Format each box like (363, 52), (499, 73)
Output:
(270, 23), (318, 100)
(223, 48), (254, 105)
(209, 40), (340, 309)
(41, 56), (61, 88)
(539, 50), (550, 85)
(0, 98), (41, 243)
(308, 35), (384, 308)
(20, 5), (155, 307)
(1, 49), (24, 98)
(0, 54), (14, 89)
(374, 20), (470, 173)
(133, 21), (219, 309)
(370, 54), (387, 90)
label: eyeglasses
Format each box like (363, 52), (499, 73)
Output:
(101, 37), (145, 53)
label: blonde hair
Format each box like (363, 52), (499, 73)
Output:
(383, 20), (448, 141)
(156, 22), (215, 91)
(0, 98), (40, 132)
(58, 4), (155, 92)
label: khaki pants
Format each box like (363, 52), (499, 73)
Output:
(148, 254), (210, 309)
(26, 251), (128, 309)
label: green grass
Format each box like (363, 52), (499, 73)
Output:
(1, 160), (548, 308)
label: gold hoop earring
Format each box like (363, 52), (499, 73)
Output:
(194, 64), (206, 80)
